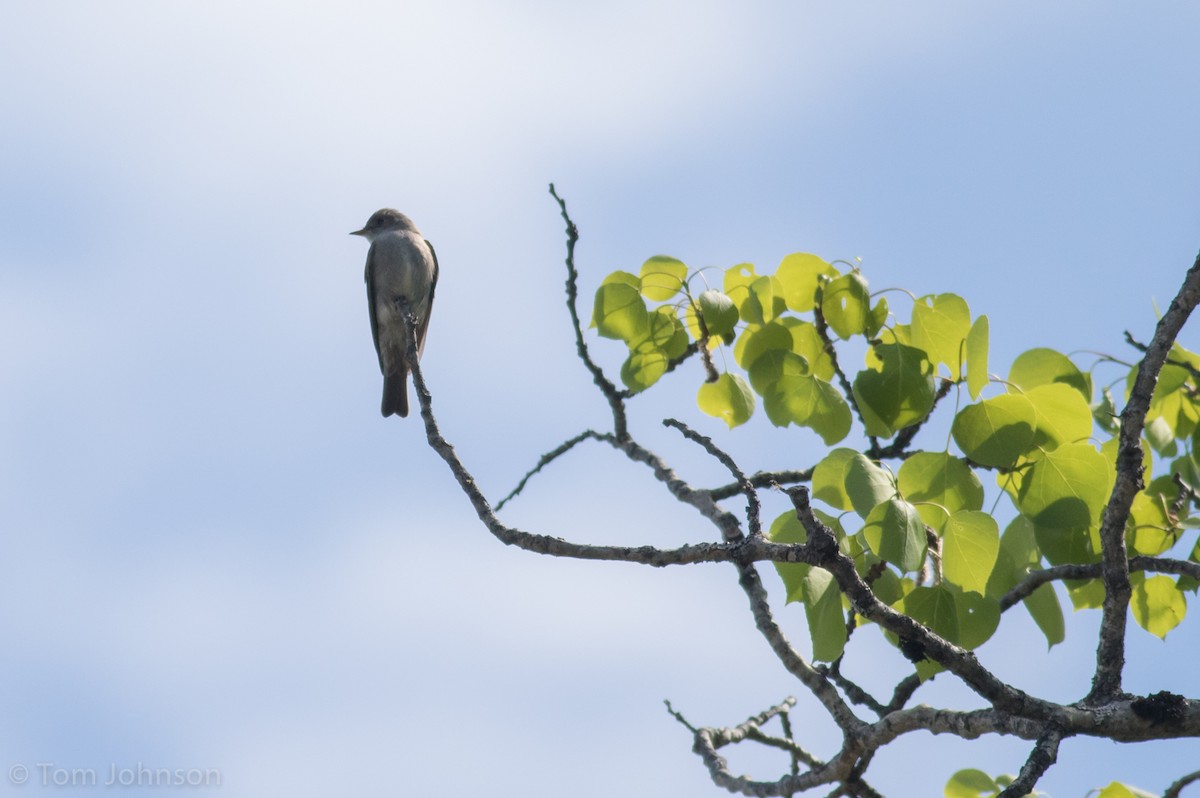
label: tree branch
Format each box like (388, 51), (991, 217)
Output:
(549, 184), (630, 440)
(495, 429), (605, 511)
(1000, 557), (1200, 611)
(1090, 250), (1200, 703)
(1165, 769), (1200, 798)
(709, 468), (814, 502)
(664, 418), (763, 537)
(813, 288), (880, 455)
(996, 731), (1064, 798)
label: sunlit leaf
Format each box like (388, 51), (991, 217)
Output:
(802, 567), (848, 661)
(1067, 578), (1105, 609)
(1139, 363), (1199, 441)
(898, 452), (984, 515)
(1131, 574), (1187, 638)
(954, 587), (1000, 650)
(812, 448), (861, 511)
(821, 272), (871, 339)
(736, 321), (794, 370)
(697, 373), (755, 428)
(1009, 347), (1091, 401)
(592, 278), (649, 342)
(784, 319), (835, 380)
(1024, 582), (1065, 649)
(765, 375), (852, 444)
(1016, 443), (1111, 530)
(965, 315), (990, 399)
(951, 394), (1037, 468)
(749, 350), (809, 398)
(1024, 382), (1094, 451)
(638, 255), (688, 301)
(863, 498), (927, 572)
(776, 252), (838, 312)
(900, 585), (959, 643)
(768, 510), (809, 603)
(853, 343), (937, 438)
(845, 454), (896, 519)
(944, 768), (996, 798)
(942, 511), (999, 594)
(698, 289), (739, 337)
(911, 293), (971, 377)
(620, 347), (668, 393)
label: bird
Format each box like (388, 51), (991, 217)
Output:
(351, 209), (439, 417)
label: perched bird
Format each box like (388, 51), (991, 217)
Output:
(351, 209), (439, 417)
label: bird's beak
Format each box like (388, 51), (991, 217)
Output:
(350, 229), (366, 237)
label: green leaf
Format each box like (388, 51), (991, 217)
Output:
(1097, 782), (1157, 798)
(697, 373), (755, 428)
(954, 587), (1000, 650)
(659, 308), (690, 359)
(965, 315), (990, 399)
(736, 321), (795, 371)
(853, 343), (937, 438)
(638, 256), (688, 301)
(1009, 347), (1091, 401)
(863, 498), (927, 572)
(812, 448), (861, 511)
(802, 567), (848, 661)
(911, 293), (971, 377)
(764, 375), (852, 444)
(898, 452), (984, 515)
(1131, 574), (1187, 638)
(592, 278), (649, 342)
(942, 511), (999, 594)
(951, 393), (1037, 468)
(745, 275), (787, 324)
(749, 350), (809, 398)
(784, 319), (835, 381)
(768, 510), (809, 602)
(1094, 386), (1119, 434)
(1140, 363), (1199, 440)
(1024, 382), (1095, 451)
(821, 272), (871, 339)
(1127, 490), (1180, 556)
(1145, 416), (1176, 454)
(1024, 582), (1065, 649)
(620, 348), (668, 393)
(944, 768), (996, 798)
(1016, 443), (1112, 530)
(985, 515), (1039, 599)
(776, 252), (838, 312)
(698, 289), (739, 337)
(1067, 577), (1105, 609)
(900, 585), (959, 642)
(867, 297), (889, 339)
(844, 453), (897, 519)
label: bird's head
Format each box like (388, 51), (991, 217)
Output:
(350, 208), (417, 241)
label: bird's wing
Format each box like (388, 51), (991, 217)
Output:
(416, 238), (439, 357)
(364, 245), (385, 371)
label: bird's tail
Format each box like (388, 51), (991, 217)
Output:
(381, 371), (409, 418)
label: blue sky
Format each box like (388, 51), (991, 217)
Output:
(2, 2), (1199, 796)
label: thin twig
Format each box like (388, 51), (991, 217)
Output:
(1165, 769), (1200, 798)
(664, 418), (761, 538)
(495, 430), (605, 511)
(549, 184), (630, 440)
(710, 468), (814, 501)
(813, 286), (879, 454)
